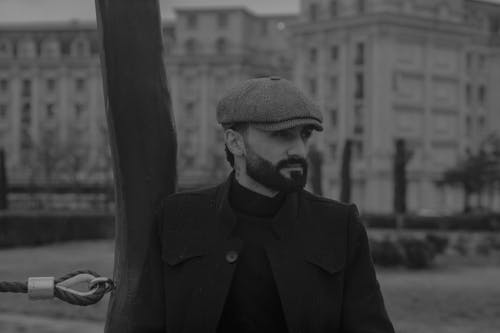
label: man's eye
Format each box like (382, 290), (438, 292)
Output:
(274, 131), (291, 138)
(301, 130), (312, 139)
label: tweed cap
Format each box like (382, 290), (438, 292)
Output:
(216, 76), (323, 131)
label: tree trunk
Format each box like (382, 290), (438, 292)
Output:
(393, 138), (407, 214)
(307, 144), (323, 196)
(95, 0), (177, 331)
(340, 139), (352, 203)
(0, 149), (7, 210)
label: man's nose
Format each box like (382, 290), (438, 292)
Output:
(287, 139), (307, 158)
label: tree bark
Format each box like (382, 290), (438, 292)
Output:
(340, 139), (352, 203)
(95, 0), (177, 331)
(0, 149), (7, 210)
(393, 138), (407, 214)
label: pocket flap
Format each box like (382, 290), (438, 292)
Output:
(162, 249), (205, 266)
(304, 251), (345, 275)
(161, 231), (207, 266)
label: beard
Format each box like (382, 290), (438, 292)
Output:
(244, 145), (308, 193)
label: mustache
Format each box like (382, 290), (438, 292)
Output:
(276, 156), (308, 170)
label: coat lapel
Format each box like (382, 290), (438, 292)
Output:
(181, 174), (244, 333)
(266, 192), (346, 333)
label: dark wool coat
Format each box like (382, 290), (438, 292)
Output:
(128, 175), (395, 333)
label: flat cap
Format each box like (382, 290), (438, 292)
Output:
(216, 76), (323, 131)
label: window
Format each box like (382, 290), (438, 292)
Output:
(355, 42), (364, 65)
(0, 78), (8, 93)
(41, 39), (60, 58)
(331, 45), (339, 61)
(466, 84), (472, 106)
(465, 116), (472, 137)
(354, 123), (364, 134)
(21, 79), (31, 97)
(18, 39), (36, 59)
(329, 0), (338, 17)
(217, 13), (228, 29)
(46, 103), (55, 119)
(309, 47), (317, 63)
(21, 103), (31, 124)
(185, 101), (196, 122)
(309, 3), (318, 21)
(20, 130), (32, 151)
(185, 38), (198, 54)
(355, 73), (364, 99)
(478, 116), (485, 132)
(215, 38), (227, 55)
(75, 103), (86, 119)
(357, 0), (366, 13)
(46, 78), (56, 92)
(71, 38), (90, 57)
(75, 78), (86, 92)
(0, 104), (7, 121)
(491, 18), (500, 33)
(330, 108), (338, 127)
(478, 85), (487, 106)
(0, 40), (12, 58)
(186, 13), (198, 29)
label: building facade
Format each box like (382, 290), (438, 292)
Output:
(0, 8), (294, 188)
(0, 1), (499, 212)
(292, 0), (500, 213)
(166, 7), (295, 186)
(0, 23), (106, 183)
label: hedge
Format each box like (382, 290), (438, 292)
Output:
(0, 211), (114, 248)
(362, 213), (500, 231)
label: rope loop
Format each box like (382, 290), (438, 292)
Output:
(0, 270), (114, 306)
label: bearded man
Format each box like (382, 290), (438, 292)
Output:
(133, 76), (395, 333)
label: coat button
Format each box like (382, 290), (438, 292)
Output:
(225, 250), (238, 264)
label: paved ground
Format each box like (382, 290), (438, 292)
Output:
(0, 313), (103, 333)
(1, 239), (499, 332)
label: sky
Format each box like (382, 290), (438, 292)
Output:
(0, 0), (300, 24)
(2, 0), (500, 24)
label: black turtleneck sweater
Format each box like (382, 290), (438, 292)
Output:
(216, 177), (289, 333)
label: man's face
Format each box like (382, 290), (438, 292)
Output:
(242, 125), (314, 193)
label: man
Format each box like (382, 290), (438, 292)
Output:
(137, 77), (394, 332)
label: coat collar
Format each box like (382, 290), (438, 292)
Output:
(214, 172), (300, 241)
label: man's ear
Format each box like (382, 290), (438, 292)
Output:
(224, 129), (245, 157)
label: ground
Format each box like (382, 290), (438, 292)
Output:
(0, 240), (499, 332)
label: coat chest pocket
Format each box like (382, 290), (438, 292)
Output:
(161, 231), (207, 268)
(161, 249), (205, 267)
(161, 246), (208, 290)
(304, 251), (345, 276)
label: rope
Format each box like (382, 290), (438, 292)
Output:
(0, 270), (115, 306)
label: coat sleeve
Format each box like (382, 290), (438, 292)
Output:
(340, 204), (395, 333)
(127, 198), (167, 332)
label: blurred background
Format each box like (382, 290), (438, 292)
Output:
(0, 0), (500, 332)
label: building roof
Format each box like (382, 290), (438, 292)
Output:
(0, 21), (97, 32)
